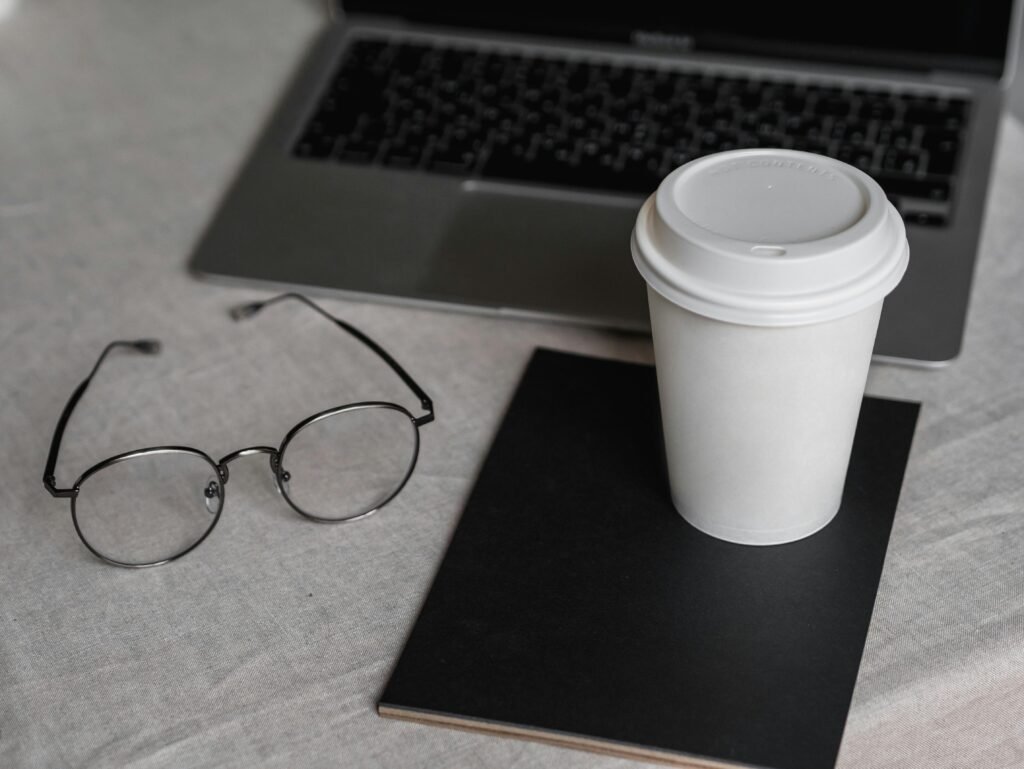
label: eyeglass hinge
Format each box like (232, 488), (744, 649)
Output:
(43, 476), (77, 498)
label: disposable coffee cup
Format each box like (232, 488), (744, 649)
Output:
(631, 149), (908, 545)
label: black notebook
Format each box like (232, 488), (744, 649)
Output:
(380, 349), (919, 769)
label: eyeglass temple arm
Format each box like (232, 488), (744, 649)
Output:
(229, 293), (435, 426)
(43, 340), (162, 497)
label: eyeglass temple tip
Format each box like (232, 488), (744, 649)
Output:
(131, 339), (162, 354)
(228, 302), (264, 321)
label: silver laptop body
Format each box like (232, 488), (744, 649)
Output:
(190, 2), (1022, 365)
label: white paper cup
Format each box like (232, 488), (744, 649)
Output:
(632, 149), (908, 545)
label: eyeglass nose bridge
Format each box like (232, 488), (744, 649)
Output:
(216, 446), (280, 485)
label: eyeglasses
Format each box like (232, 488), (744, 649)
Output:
(43, 294), (434, 568)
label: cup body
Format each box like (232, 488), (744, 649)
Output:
(648, 286), (881, 544)
(632, 149), (908, 545)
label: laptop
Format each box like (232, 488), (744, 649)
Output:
(189, 1), (1021, 366)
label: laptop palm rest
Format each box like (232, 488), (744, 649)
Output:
(423, 188), (649, 328)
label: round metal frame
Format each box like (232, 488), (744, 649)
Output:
(70, 446), (225, 568)
(275, 401), (421, 524)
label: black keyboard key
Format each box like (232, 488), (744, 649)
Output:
(651, 78), (677, 102)
(294, 132), (337, 159)
(687, 81), (720, 105)
(429, 139), (477, 167)
(926, 149), (959, 176)
(573, 153), (627, 191)
(480, 142), (531, 180)
(727, 87), (764, 111)
(789, 137), (833, 155)
(337, 143), (375, 164)
(860, 100), (898, 121)
(880, 149), (923, 175)
(381, 142), (422, 168)
(783, 115), (827, 139)
(392, 43), (428, 74)
(608, 70), (634, 98)
(311, 98), (361, 133)
(358, 118), (389, 142)
(872, 173), (950, 201)
(428, 158), (477, 175)
(876, 125), (916, 151)
(535, 135), (576, 160)
(439, 49), (468, 79)
(735, 133), (761, 149)
(903, 100), (951, 126)
(566, 66), (589, 91)
(903, 211), (948, 227)
(492, 154), (578, 189)
(332, 64), (388, 95)
(921, 127), (961, 154)
(350, 40), (388, 58)
(813, 95), (851, 117)
(829, 119), (870, 144)
(835, 146), (876, 172)
(946, 98), (969, 119)
(667, 148), (695, 168)
(663, 127), (696, 150)
(764, 90), (807, 114)
(699, 106), (738, 131)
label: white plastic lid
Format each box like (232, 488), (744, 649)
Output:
(631, 149), (909, 326)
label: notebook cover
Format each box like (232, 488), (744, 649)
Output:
(379, 348), (919, 769)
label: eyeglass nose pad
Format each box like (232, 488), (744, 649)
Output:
(269, 454), (291, 497)
(203, 478), (221, 515)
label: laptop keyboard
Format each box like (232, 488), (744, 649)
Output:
(293, 38), (969, 227)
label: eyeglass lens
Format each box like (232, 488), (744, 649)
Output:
(279, 404), (418, 522)
(73, 450), (223, 566)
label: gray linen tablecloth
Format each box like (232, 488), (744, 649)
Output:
(1, 2), (1022, 767)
